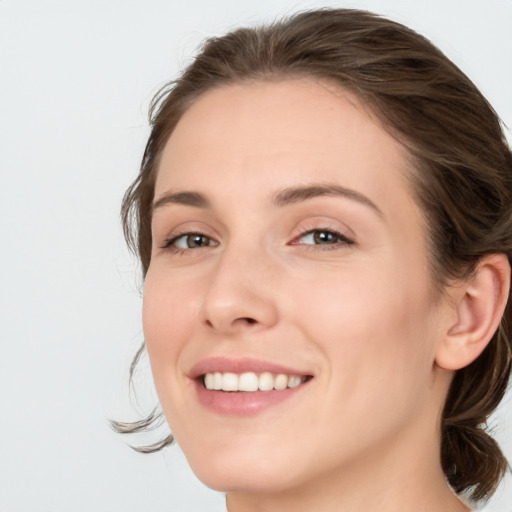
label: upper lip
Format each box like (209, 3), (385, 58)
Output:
(189, 356), (313, 379)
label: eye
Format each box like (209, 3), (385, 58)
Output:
(293, 229), (353, 248)
(163, 232), (218, 251)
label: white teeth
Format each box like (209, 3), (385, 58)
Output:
(204, 373), (214, 390)
(258, 372), (274, 391)
(239, 372), (259, 392)
(222, 372), (238, 391)
(213, 372), (223, 390)
(274, 374), (288, 390)
(203, 371), (307, 392)
(287, 375), (302, 388)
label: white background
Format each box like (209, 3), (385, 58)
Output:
(1, 1), (511, 511)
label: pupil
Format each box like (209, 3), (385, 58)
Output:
(314, 231), (337, 244)
(188, 235), (207, 248)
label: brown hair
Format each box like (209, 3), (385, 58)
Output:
(115, 8), (512, 502)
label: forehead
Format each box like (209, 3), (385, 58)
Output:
(155, 78), (418, 220)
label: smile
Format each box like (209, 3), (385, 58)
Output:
(191, 357), (313, 416)
(203, 371), (307, 392)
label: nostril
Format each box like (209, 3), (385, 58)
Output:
(203, 317), (256, 328)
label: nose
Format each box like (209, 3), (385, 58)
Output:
(199, 244), (279, 335)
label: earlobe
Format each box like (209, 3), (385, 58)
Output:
(435, 254), (510, 371)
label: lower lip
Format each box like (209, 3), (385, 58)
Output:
(194, 379), (309, 417)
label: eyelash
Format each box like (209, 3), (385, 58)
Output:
(160, 227), (354, 255)
(292, 228), (354, 250)
(161, 232), (218, 255)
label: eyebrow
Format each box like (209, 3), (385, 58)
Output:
(272, 183), (383, 215)
(152, 183), (382, 216)
(152, 191), (211, 212)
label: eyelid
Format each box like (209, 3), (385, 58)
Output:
(288, 217), (355, 245)
(155, 218), (355, 255)
(161, 231), (218, 249)
(289, 227), (354, 248)
(155, 220), (220, 255)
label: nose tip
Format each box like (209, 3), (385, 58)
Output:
(202, 294), (278, 334)
(199, 257), (279, 335)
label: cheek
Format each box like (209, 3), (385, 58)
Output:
(142, 269), (196, 393)
(289, 261), (437, 410)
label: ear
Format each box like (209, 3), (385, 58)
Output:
(435, 253), (510, 371)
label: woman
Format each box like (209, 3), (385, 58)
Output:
(114, 8), (512, 511)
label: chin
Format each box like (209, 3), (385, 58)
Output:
(194, 466), (301, 495)
(183, 441), (306, 493)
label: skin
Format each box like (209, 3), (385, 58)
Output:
(143, 78), (476, 511)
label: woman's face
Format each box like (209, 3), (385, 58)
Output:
(144, 79), (452, 494)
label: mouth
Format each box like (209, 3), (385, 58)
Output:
(190, 358), (314, 416)
(202, 371), (311, 392)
